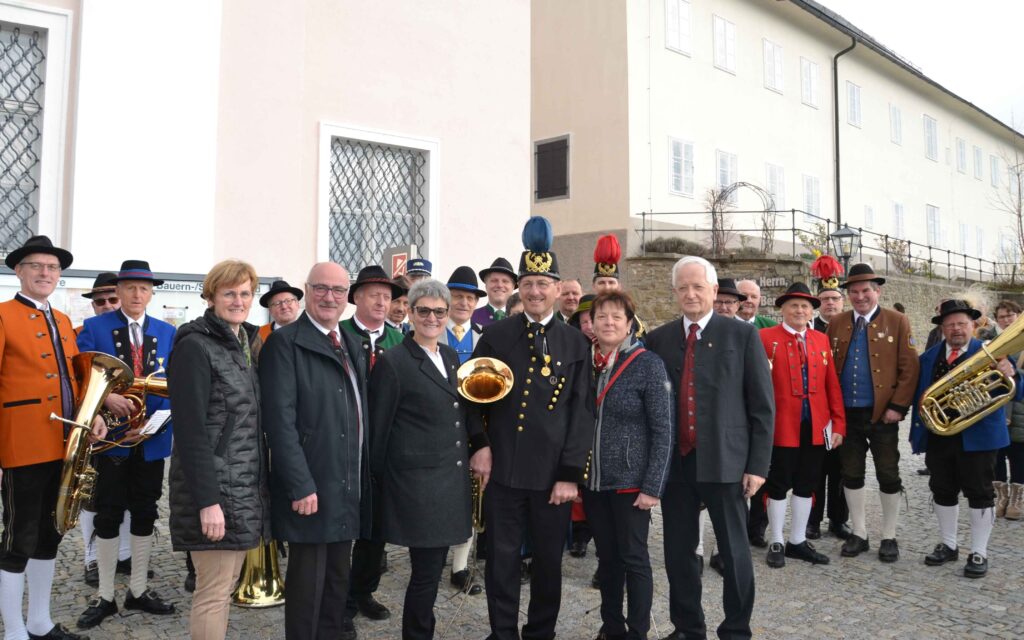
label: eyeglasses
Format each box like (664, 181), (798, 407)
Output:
(308, 283), (349, 298)
(269, 297), (298, 308)
(413, 306), (449, 319)
(713, 299), (739, 306)
(92, 296), (119, 306)
(220, 290), (253, 301)
(19, 262), (60, 273)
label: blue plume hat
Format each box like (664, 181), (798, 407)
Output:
(518, 216), (560, 280)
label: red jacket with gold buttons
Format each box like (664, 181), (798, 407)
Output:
(0, 297), (79, 468)
(760, 324), (846, 447)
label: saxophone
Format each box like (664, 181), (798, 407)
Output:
(50, 353), (134, 534)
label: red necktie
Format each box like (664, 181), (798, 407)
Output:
(947, 348), (959, 364)
(678, 323), (699, 456)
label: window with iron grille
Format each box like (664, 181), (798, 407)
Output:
(328, 138), (427, 271)
(535, 136), (569, 201)
(0, 23), (45, 251)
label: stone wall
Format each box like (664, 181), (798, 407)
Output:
(627, 254), (1024, 348)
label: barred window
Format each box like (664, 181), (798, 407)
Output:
(0, 23), (45, 251)
(328, 138), (427, 272)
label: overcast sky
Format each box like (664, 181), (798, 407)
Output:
(820, 0), (1024, 133)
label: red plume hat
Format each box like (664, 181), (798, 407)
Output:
(593, 234), (622, 280)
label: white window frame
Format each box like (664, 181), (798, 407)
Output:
(959, 222), (968, 254)
(0, 3), (71, 243)
(926, 205), (941, 247)
(800, 57), (819, 108)
(712, 15), (736, 74)
(668, 137), (694, 197)
(765, 163), (785, 210)
(889, 104), (902, 145)
(991, 155), (1000, 187)
(846, 81), (861, 128)
(762, 39), (783, 93)
(973, 146), (983, 180)
(893, 202), (905, 238)
(317, 122), (440, 262)
(956, 138), (967, 173)
(924, 115), (938, 161)
(864, 205), (874, 229)
(976, 225), (984, 257)
(802, 175), (820, 221)
(716, 149), (738, 204)
(665, 0), (692, 56)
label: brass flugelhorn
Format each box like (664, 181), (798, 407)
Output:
(232, 538), (285, 608)
(93, 366), (170, 453)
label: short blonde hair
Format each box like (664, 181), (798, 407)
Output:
(202, 260), (258, 301)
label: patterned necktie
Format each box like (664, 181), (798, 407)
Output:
(130, 322), (144, 376)
(797, 333), (810, 422)
(855, 316), (866, 333)
(493, 308), (506, 321)
(42, 307), (75, 419)
(678, 323), (699, 456)
(452, 325), (466, 341)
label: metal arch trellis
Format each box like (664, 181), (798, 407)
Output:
(328, 138), (427, 272)
(707, 181), (776, 255)
(0, 24), (45, 251)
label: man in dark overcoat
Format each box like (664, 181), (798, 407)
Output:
(261, 261), (370, 640)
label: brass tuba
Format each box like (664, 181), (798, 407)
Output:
(50, 352), (135, 534)
(456, 357), (515, 533)
(919, 314), (1024, 436)
(232, 538), (285, 608)
(92, 369), (170, 453)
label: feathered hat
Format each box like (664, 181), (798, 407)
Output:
(810, 250), (844, 293)
(593, 234), (622, 280)
(518, 216), (560, 280)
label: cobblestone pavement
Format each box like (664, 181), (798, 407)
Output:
(36, 428), (1024, 639)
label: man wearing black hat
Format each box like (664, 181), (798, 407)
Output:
(713, 278), (746, 319)
(0, 236), (106, 640)
(76, 272), (120, 336)
(76, 260), (177, 629)
(759, 283), (846, 569)
(341, 265), (406, 623)
(909, 300), (1020, 578)
(257, 280), (303, 345)
(472, 258), (518, 327)
(827, 264), (920, 563)
(468, 217), (594, 640)
(439, 267), (485, 365)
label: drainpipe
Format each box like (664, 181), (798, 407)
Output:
(833, 36), (856, 226)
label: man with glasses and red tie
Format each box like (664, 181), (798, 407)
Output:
(261, 262), (370, 640)
(257, 279), (303, 344)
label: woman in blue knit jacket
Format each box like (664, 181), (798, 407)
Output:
(583, 291), (673, 640)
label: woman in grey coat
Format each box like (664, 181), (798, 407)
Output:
(583, 291), (672, 640)
(369, 279), (471, 640)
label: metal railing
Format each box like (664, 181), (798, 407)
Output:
(636, 209), (1022, 284)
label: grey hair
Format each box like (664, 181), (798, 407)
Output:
(407, 278), (451, 309)
(671, 256), (718, 288)
(736, 279), (760, 294)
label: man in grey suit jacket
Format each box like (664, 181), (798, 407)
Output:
(645, 256), (774, 640)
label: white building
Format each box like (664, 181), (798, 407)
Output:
(533, 0), (1024, 283)
(0, 0), (530, 322)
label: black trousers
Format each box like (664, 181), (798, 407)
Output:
(840, 407), (902, 493)
(810, 447), (848, 527)
(484, 481), (571, 640)
(926, 433), (997, 509)
(746, 485), (767, 540)
(662, 452), (754, 640)
(93, 449), (165, 538)
(285, 541), (353, 640)
(0, 461), (63, 573)
(346, 538), (385, 615)
(765, 421), (825, 500)
(995, 441), (1024, 484)
(583, 489), (653, 639)
(403, 546), (449, 640)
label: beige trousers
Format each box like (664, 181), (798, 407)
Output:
(189, 549), (247, 640)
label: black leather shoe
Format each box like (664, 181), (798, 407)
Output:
(878, 538), (900, 563)
(591, 569), (600, 589)
(340, 617), (357, 640)
(964, 552), (988, 578)
(924, 543), (959, 566)
(805, 523), (821, 540)
(841, 534), (869, 557)
(28, 624), (90, 639)
(766, 542), (785, 568)
(76, 597), (117, 629)
(709, 552), (725, 576)
(184, 570), (196, 593)
(520, 560), (532, 585)
(124, 589), (175, 615)
(748, 533), (768, 548)
(785, 541), (830, 565)
(450, 569), (472, 591)
(83, 561), (98, 588)
(569, 540), (588, 558)
(356, 595), (390, 620)
(828, 522), (853, 540)
(916, 467), (931, 476)
(115, 558), (154, 579)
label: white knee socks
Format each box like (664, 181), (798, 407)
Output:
(119, 512), (132, 562)
(935, 504), (959, 549)
(767, 497), (787, 545)
(451, 533), (474, 573)
(0, 569), (27, 640)
(129, 534), (153, 597)
(845, 487), (867, 538)
(970, 507), (994, 557)
(696, 510), (705, 556)
(79, 509), (97, 566)
(96, 536), (119, 601)
(880, 491), (902, 540)
(789, 496), (813, 545)
(25, 558), (55, 636)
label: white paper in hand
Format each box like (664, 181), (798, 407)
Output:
(823, 420), (834, 450)
(140, 409), (171, 437)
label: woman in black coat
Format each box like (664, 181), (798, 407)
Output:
(369, 278), (471, 640)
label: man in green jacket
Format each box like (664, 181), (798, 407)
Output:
(737, 279), (778, 329)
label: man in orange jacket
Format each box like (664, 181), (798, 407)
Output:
(0, 235), (106, 640)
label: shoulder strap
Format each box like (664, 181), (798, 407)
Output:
(596, 348), (647, 406)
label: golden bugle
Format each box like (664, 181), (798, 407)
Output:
(456, 357), (515, 533)
(93, 368), (170, 453)
(232, 538), (285, 608)
(919, 313), (1024, 436)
